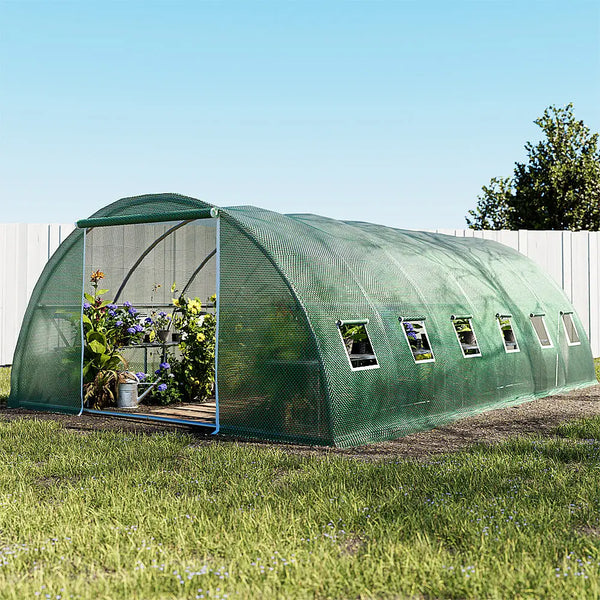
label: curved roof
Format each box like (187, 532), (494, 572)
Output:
(213, 203), (594, 444)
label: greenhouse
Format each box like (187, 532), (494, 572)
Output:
(9, 192), (597, 447)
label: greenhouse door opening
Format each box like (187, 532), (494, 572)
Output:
(80, 214), (219, 429)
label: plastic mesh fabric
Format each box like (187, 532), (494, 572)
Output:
(222, 207), (596, 447)
(88, 193), (214, 221)
(9, 230), (84, 412)
(10, 194), (215, 413)
(218, 217), (331, 444)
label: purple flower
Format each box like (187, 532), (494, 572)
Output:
(108, 310), (116, 317)
(136, 372), (147, 381)
(157, 383), (167, 392)
(123, 301), (132, 307)
(116, 320), (123, 326)
(158, 311), (166, 317)
(83, 302), (91, 309)
(155, 369), (161, 375)
(127, 327), (136, 334)
(108, 304), (117, 309)
(128, 307), (137, 315)
(134, 324), (144, 332)
(145, 317), (153, 324)
(159, 362), (170, 370)
(403, 322), (418, 340)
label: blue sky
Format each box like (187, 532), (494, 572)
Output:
(1, 0), (599, 229)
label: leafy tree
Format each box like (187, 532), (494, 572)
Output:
(466, 176), (514, 229)
(466, 104), (600, 230)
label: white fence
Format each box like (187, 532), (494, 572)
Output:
(0, 224), (75, 365)
(1, 225), (599, 364)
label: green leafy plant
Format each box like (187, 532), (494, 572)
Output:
(81, 270), (151, 407)
(138, 363), (183, 406)
(82, 271), (126, 389)
(83, 369), (119, 409)
(135, 294), (217, 406)
(498, 317), (517, 348)
(403, 321), (433, 362)
(453, 318), (479, 355)
(339, 324), (368, 353)
(170, 294), (216, 402)
(467, 103), (600, 230)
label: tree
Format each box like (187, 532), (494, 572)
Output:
(465, 176), (513, 229)
(466, 104), (600, 230)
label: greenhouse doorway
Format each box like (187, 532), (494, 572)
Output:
(78, 210), (220, 431)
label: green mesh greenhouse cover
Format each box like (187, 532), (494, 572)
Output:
(9, 193), (597, 447)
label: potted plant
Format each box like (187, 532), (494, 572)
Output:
(403, 321), (433, 361)
(151, 311), (172, 343)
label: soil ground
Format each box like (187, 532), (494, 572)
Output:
(2, 385), (600, 460)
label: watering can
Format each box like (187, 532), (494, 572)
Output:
(117, 372), (161, 409)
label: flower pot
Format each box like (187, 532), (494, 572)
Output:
(171, 332), (182, 343)
(157, 329), (170, 343)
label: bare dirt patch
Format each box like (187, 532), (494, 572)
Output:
(2, 385), (600, 460)
(577, 525), (600, 538)
(340, 533), (367, 556)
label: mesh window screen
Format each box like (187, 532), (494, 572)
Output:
(497, 316), (519, 353)
(562, 313), (581, 345)
(530, 316), (553, 348)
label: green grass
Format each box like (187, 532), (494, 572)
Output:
(0, 367), (10, 404)
(0, 363), (596, 598)
(0, 420), (600, 599)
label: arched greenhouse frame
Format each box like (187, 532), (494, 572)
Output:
(9, 193), (597, 447)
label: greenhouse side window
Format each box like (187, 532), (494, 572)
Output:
(561, 312), (581, 346)
(451, 316), (482, 357)
(497, 315), (519, 353)
(530, 314), (553, 348)
(337, 320), (379, 370)
(400, 319), (435, 363)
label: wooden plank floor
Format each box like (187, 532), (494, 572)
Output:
(114, 401), (217, 423)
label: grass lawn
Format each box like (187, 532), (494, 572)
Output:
(0, 362), (598, 598)
(0, 367), (9, 403)
(0, 418), (599, 599)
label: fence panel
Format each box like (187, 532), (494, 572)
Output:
(0, 224), (74, 365)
